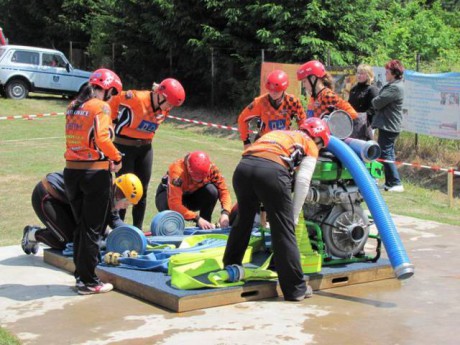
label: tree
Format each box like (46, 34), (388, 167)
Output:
(369, 0), (460, 71)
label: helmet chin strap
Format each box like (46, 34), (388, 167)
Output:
(152, 93), (166, 112)
(103, 89), (114, 102)
(307, 76), (319, 99)
(268, 92), (284, 108)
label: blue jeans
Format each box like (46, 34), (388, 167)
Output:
(377, 129), (402, 187)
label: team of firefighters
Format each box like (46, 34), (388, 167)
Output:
(20, 59), (404, 300)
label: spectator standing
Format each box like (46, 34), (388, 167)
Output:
(371, 60), (405, 192)
(348, 64), (379, 140)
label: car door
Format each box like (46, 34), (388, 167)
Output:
(9, 49), (40, 78)
(36, 53), (70, 91)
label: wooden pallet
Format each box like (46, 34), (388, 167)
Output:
(44, 249), (395, 312)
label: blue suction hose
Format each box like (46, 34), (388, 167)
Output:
(327, 136), (414, 279)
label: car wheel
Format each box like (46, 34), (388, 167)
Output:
(6, 79), (29, 99)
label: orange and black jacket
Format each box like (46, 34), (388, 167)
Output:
(109, 90), (168, 140)
(163, 159), (232, 221)
(306, 87), (358, 119)
(64, 98), (121, 163)
(243, 130), (319, 171)
(238, 93), (307, 144)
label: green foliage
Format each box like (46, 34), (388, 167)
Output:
(368, 0), (460, 71)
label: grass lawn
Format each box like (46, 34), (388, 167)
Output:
(0, 97), (459, 247)
(0, 327), (21, 345)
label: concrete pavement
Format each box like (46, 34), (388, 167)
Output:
(1, 214), (460, 345)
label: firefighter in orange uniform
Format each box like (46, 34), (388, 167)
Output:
(109, 78), (185, 230)
(223, 118), (330, 301)
(297, 60), (358, 120)
(21, 172), (143, 254)
(238, 69), (307, 150)
(155, 151), (232, 230)
(64, 68), (123, 295)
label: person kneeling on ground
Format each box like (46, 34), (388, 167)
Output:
(22, 172), (143, 255)
(155, 151), (232, 230)
(223, 117), (330, 302)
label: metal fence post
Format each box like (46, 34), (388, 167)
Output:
(448, 168), (454, 208)
(211, 47), (215, 108)
(415, 52), (420, 153)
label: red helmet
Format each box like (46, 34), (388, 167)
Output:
(265, 70), (289, 92)
(296, 60), (326, 81)
(89, 68), (122, 95)
(186, 151), (211, 181)
(299, 117), (331, 147)
(158, 78), (185, 106)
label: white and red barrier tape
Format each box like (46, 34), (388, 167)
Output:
(0, 112), (64, 120)
(168, 115), (241, 132)
(377, 159), (459, 175)
(1, 111), (459, 175)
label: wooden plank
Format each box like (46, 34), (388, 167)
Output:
(44, 249), (394, 312)
(308, 264), (395, 290)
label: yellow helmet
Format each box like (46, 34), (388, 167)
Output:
(114, 173), (143, 205)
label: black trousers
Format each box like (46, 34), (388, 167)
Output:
(31, 181), (75, 250)
(115, 143), (153, 229)
(155, 182), (219, 222)
(223, 156), (306, 300)
(64, 168), (111, 286)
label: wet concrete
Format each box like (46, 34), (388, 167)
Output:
(1, 214), (459, 345)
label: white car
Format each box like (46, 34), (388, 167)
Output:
(0, 45), (91, 99)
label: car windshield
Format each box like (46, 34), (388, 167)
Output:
(0, 47), (6, 59)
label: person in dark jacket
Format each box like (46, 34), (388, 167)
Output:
(348, 64), (379, 140)
(371, 59), (405, 192)
(223, 118), (330, 302)
(22, 172), (143, 255)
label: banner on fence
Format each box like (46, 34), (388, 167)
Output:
(402, 71), (460, 140)
(259, 61), (302, 97)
